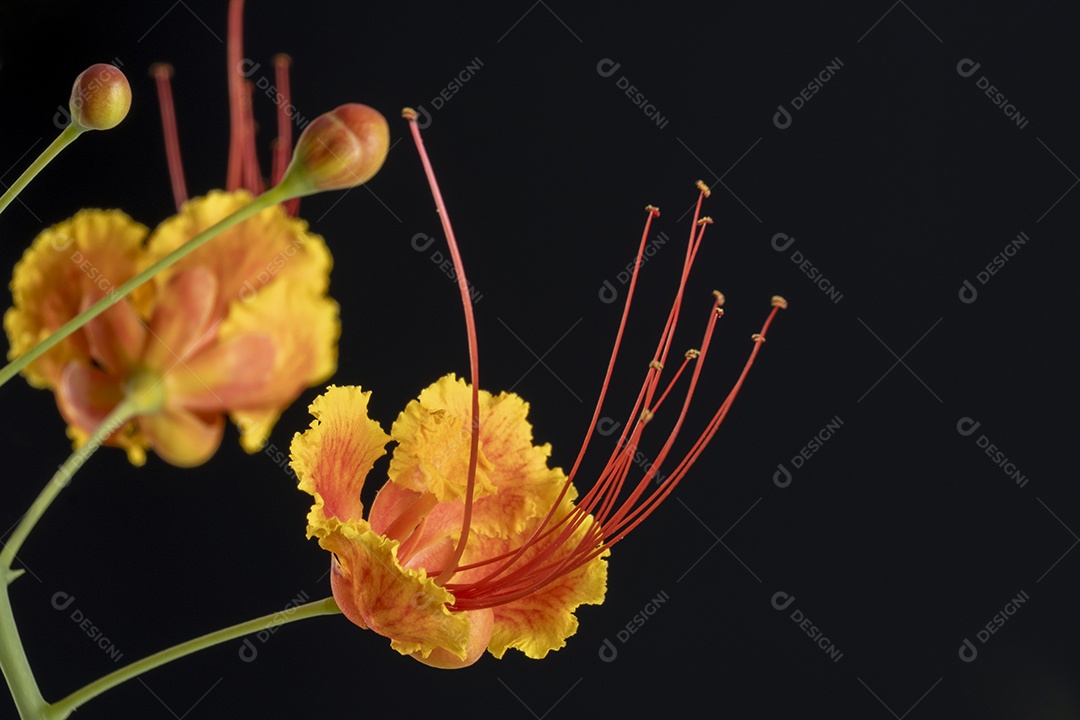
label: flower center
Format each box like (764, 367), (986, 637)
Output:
(123, 366), (167, 415)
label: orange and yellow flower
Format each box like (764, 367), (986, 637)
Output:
(292, 375), (608, 667)
(287, 111), (785, 667)
(4, 191), (338, 466)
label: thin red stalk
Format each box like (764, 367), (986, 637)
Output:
(271, 54), (301, 215)
(150, 64), (187, 211)
(448, 203), (663, 594)
(240, 81), (264, 193)
(404, 111), (482, 586)
(225, 0), (245, 190)
(271, 54), (292, 185)
(603, 301), (785, 547)
(605, 293), (725, 530)
(455, 190), (710, 602)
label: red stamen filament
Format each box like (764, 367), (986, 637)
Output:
(225, 0), (245, 191)
(271, 54), (300, 216)
(403, 110), (482, 587)
(240, 80), (264, 194)
(150, 63), (187, 211)
(402, 116), (785, 610)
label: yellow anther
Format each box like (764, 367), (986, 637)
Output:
(640, 409), (654, 424)
(713, 290), (725, 306)
(697, 216), (714, 225)
(696, 180), (711, 197)
(649, 360), (664, 370)
(771, 295), (789, 310)
(645, 204), (660, 217)
(752, 333), (765, 343)
(401, 107), (419, 121)
(685, 349), (700, 359)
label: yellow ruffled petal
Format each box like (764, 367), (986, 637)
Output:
(147, 191), (338, 451)
(146, 190), (330, 325)
(323, 521), (473, 661)
(4, 209), (152, 388)
(291, 386), (390, 531)
(389, 374), (567, 539)
(388, 375), (497, 503)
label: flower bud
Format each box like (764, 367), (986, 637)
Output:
(70, 64), (131, 131)
(282, 104), (389, 195)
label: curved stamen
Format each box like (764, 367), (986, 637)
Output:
(403, 109), (482, 586)
(226, 0), (246, 190)
(150, 63), (188, 211)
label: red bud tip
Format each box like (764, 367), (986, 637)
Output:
(70, 63), (131, 131)
(284, 103), (389, 194)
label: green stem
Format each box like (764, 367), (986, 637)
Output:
(0, 124), (84, 218)
(0, 179), (299, 390)
(0, 400), (139, 574)
(47, 596), (341, 719)
(0, 568), (46, 720)
(0, 399), (139, 719)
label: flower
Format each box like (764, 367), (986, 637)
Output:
(0, 0), (393, 466)
(289, 113), (786, 665)
(292, 375), (608, 667)
(4, 190), (338, 466)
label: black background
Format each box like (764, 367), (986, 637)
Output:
(1, 1), (1077, 718)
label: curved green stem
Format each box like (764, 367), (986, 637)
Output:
(0, 570), (46, 720)
(0, 400), (139, 574)
(0, 124), (84, 219)
(0, 178), (301, 390)
(47, 596), (341, 719)
(1, 399), (139, 718)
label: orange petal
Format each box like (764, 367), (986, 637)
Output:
(55, 362), (149, 466)
(4, 209), (151, 388)
(80, 292), (146, 376)
(410, 608), (493, 669)
(215, 273), (339, 449)
(323, 522), (472, 662)
(140, 406), (225, 467)
(291, 386), (390, 530)
(142, 267), (218, 370)
(165, 333), (275, 411)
